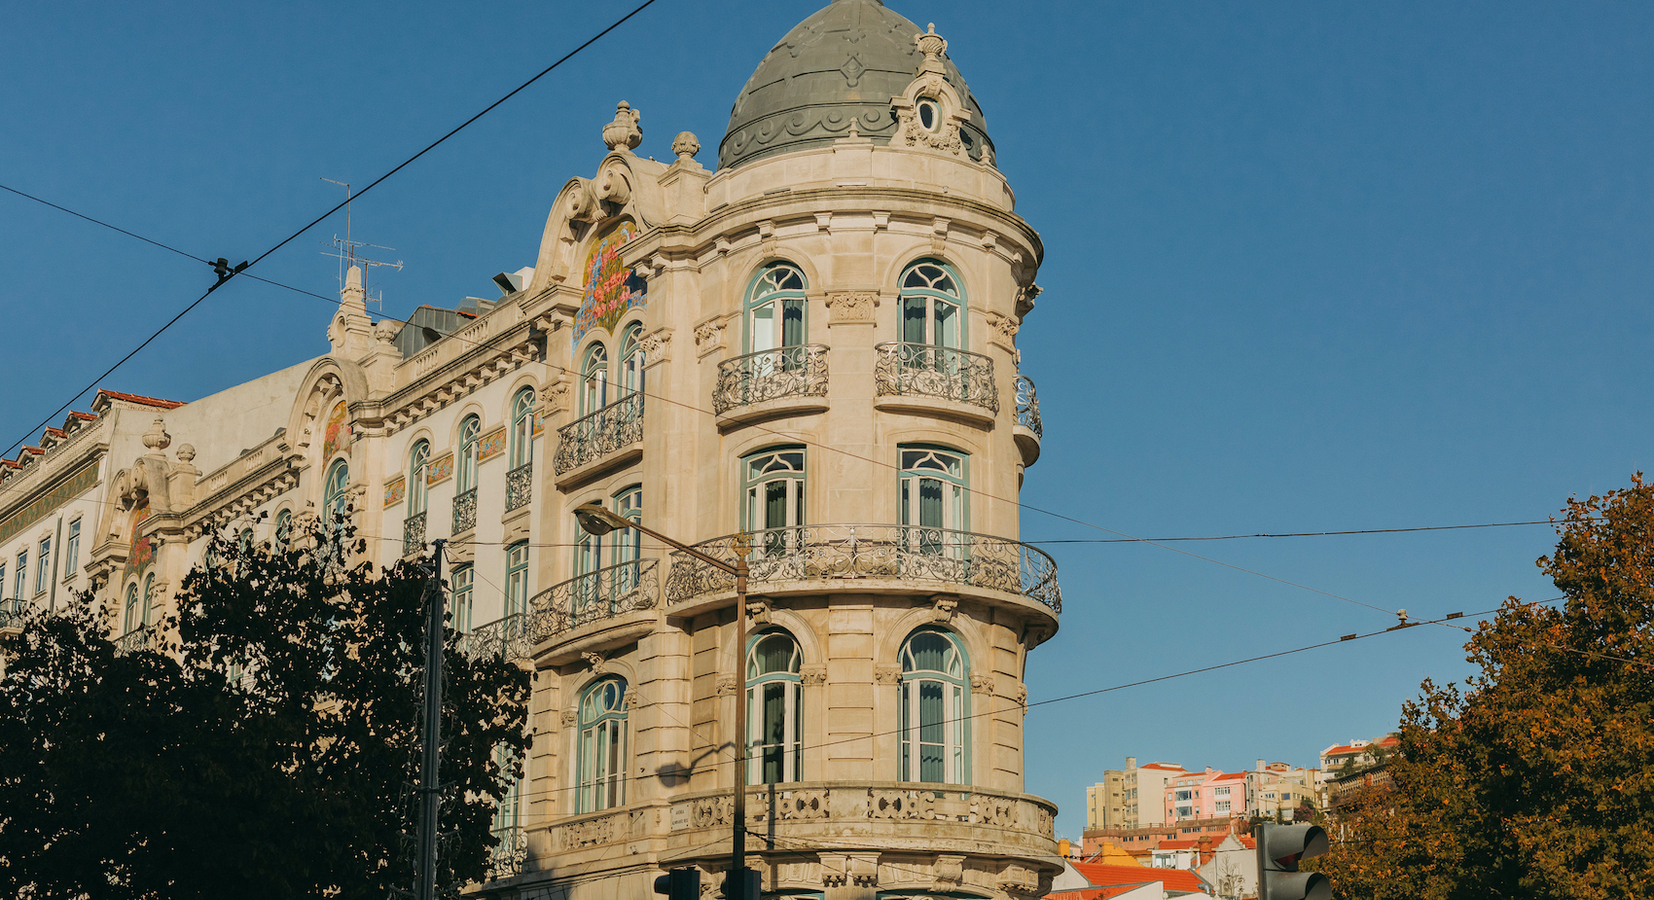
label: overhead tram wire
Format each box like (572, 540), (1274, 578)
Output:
(0, 0), (663, 460)
(505, 596), (1594, 804)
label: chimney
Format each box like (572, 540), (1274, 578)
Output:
(1256, 759), (1265, 771)
(1058, 839), (1071, 858)
(1126, 756), (1137, 769)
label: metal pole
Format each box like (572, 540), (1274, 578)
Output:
(731, 553), (749, 899)
(416, 539), (446, 900)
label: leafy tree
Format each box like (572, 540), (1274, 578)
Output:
(1317, 475), (1654, 899)
(0, 524), (531, 900)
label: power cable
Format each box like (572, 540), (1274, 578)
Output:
(0, 0), (662, 459)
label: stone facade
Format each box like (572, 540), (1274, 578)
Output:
(0, 2), (1060, 898)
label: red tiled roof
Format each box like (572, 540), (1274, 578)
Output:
(43, 427), (65, 438)
(0, 459), (19, 469)
(1073, 861), (1209, 894)
(1139, 763), (1187, 771)
(68, 411), (97, 421)
(20, 446), (42, 455)
(1157, 840), (1201, 850)
(95, 389), (185, 410)
(1213, 772), (1247, 782)
(1048, 886), (1143, 900)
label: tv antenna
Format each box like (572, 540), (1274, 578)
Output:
(320, 177), (404, 310)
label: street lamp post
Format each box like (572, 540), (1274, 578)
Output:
(573, 504), (754, 900)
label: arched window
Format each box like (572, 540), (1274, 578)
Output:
(745, 262), (807, 357)
(620, 323), (646, 397)
(142, 574), (156, 626)
(899, 446), (968, 558)
(408, 439), (431, 515)
(323, 460), (350, 528)
(237, 528), (255, 560)
(123, 583), (141, 634)
(581, 344), (609, 416)
(274, 509), (293, 549)
(509, 388), (536, 470)
(742, 447), (805, 558)
(613, 485), (642, 593)
(899, 260), (964, 349)
(577, 677), (628, 813)
(505, 541), (529, 618)
(899, 629), (968, 785)
(747, 630), (803, 785)
(457, 415), (481, 493)
(450, 564), (474, 633)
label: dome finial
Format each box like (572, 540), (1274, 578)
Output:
(602, 101), (643, 153)
(916, 23), (947, 74)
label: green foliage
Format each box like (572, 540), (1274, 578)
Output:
(1317, 475), (1654, 899)
(0, 525), (531, 900)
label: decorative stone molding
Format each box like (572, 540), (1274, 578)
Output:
(583, 651), (608, 675)
(826, 291), (878, 325)
(970, 673), (993, 694)
(1016, 283), (1041, 319)
(747, 596), (772, 625)
(602, 101), (642, 152)
(624, 690), (643, 710)
(799, 665), (827, 686)
(641, 329), (672, 366)
(561, 709), (577, 726)
(988, 312), (1019, 352)
(694, 319), (725, 358)
(930, 594), (958, 623)
(874, 664), (901, 685)
(821, 853), (879, 889)
(933, 855), (966, 890)
(1015, 683), (1028, 708)
(540, 380), (571, 415)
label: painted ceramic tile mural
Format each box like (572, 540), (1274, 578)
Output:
(322, 400), (351, 459)
(427, 452), (454, 485)
(572, 220), (644, 346)
(123, 505), (153, 578)
(476, 427), (507, 463)
(384, 476), (406, 508)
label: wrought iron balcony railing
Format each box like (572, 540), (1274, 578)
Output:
(0, 597), (25, 633)
(506, 463), (533, 511)
(486, 824), (528, 881)
(714, 344), (829, 415)
(528, 558), (659, 640)
(115, 626), (152, 656)
(457, 612), (530, 661)
(554, 391), (644, 475)
(402, 511), (427, 557)
(874, 342), (999, 414)
(1014, 374), (1042, 439)
(665, 524), (1061, 613)
(453, 487), (478, 534)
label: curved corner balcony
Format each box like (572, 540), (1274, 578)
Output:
(459, 560), (661, 663)
(714, 344), (830, 427)
(1013, 374), (1043, 467)
(874, 342), (999, 425)
(114, 625), (153, 656)
(554, 391), (643, 485)
(664, 524), (1061, 617)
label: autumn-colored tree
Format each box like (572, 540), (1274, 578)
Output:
(0, 526), (531, 900)
(1317, 475), (1654, 899)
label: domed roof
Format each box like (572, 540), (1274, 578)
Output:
(719, 0), (993, 170)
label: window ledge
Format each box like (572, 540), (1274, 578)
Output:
(874, 393), (996, 429)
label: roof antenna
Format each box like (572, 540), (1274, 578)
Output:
(320, 177), (404, 312)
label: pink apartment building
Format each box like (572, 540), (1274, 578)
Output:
(1164, 769), (1247, 822)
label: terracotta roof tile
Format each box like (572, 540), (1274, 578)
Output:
(1073, 861), (1209, 894)
(68, 411), (97, 421)
(95, 389), (186, 410)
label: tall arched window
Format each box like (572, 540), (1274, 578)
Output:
(505, 541), (529, 618)
(142, 574), (156, 626)
(323, 460), (350, 527)
(450, 564), (474, 633)
(899, 628), (968, 785)
(274, 509), (293, 549)
(620, 323), (646, 397)
(408, 439), (431, 515)
(900, 446), (968, 558)
(747, 630), (803, 785)
(899, 260), (964, 349)
(613, 485), (642, 593)
(457, 415), (481, 493)
(123, 583), (141, 634)
(509, 388), (536, 470)
(578, 677), (628, 813)
(745, 262), (807, 357)
(742, 447), (806, 559)
(581, 344), (609, 416)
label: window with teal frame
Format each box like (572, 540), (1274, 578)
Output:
(899, 628), (968, 784)
(613, 485), (642, 594)
(620, 322), (646, 396)
(408, 439), (431, 515)
(492, 743), (523, 844)
(36, 537), (50, 594)
(580, 344), (609, 416)
(274, 509), (293, 549)
(505, 541), (529, 618)
(747, 630), (803, 785)
(323, 459), (350, 563)
(899, 260), (964, 349)
(458, 415), (481, 492)
(142, 574), (155, 627)
(15, 551), (26, 600)
(744, 263), (807, 360)
(899, 445), (968, 557)
(63, 519), (81, 577)
(123, 582), (141, 634)
(509, 388), (536, 469)
(742, 447), (805, 559)
(577, 677), (628, 813)
(450, 564), (474, 633)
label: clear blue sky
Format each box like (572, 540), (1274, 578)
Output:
(3, 1), (1650, 839)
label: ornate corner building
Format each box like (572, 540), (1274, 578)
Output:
(0, 2), (1060, 898)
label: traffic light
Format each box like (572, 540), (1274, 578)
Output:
(655, 868), (700, 900)
(1255, 822), (1331, 900)
(723, 866), (760, 900)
